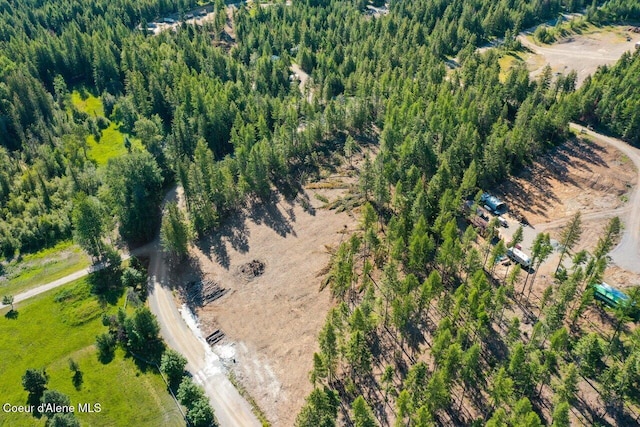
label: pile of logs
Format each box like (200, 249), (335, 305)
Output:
(206, 329), (225, 346)
(183, 280), (227, 306)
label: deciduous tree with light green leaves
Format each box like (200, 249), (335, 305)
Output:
(160, 349), (187, 389)
(72, 194), (105, 259)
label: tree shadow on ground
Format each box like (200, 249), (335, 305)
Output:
(72, 370), (83, 390)
(195, 211), (249, 270)
(97, 346), (115, 365)
(496, 136), (608, 222)
(127, 344), (164, 372)
(4, 309), (18, 319)
(176, 258), (211, 312)
(197, 193), (299, 269)
(481, 324), (510, 366)
(247, 197), (296, 237)
(88, 264), (124, 306)
(574, 394), (613, 426)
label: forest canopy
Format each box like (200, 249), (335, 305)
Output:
(1, 0), (640, 423)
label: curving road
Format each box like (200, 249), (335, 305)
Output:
(567, 123), (640, 273)
(147, 186), (261, 427)
(147, 240), (260, 427)
(1, 188), (261, 426)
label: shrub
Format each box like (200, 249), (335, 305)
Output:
(96, 332), (116, 363)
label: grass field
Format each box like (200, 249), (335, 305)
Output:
(70, 91), (142, 166)
(71, 91), (104, 117)
(0, 277), (184, 427)
(0, 241), (90, 297)
(498, 54), (519, 82)
(86, 122), (142, 166)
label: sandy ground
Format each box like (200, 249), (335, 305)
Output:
(496, 133), (635, 228)
(187, 174), (359, 425)
(290, 63), (313, 103)
(519, 26), (640, 87)
(486, 128), (640, 425)
(495, 128), (639, 295)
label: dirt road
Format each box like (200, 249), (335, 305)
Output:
(147, 186), (260, 426)
(497, 124), (640, 275)
(0, 252), (134, 310)
(568, 124), (640, 273)
(290, 63), (313, 102)
(536, 205), (631, 232)
(147, 241), (261, 427)
(2, 188), (261, 426)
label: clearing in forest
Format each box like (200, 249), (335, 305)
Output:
(178, 152), (370, 426)
(70, 91), (142, 165)
(498, 25), (640, 87)
(495, 131), (639, 299)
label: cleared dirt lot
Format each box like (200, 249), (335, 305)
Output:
(490, 131), (640, 425)
(517, 25), (640, 86)
(497, 134), (635, 227)
(174, 157), (364, 426)
(495, 132), (638, 294)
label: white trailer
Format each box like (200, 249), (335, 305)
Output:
(507, 247), (531, 269)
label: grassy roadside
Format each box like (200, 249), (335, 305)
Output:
(0, 241), (90, 297)
(228, 371), (271, 427)
(0, 277), (184, 426)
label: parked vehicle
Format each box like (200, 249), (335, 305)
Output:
(480, 193), (507, 215)
(594, 283), (631, 309)
(507, 247), (531, 269)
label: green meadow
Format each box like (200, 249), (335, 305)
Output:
(0, 277), (184, 426)
(1, 241), (90, 297)
(70, 91), (142, 166)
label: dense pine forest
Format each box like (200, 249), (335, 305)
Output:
(570, 51), (640, 144)
(0, 0), (599, 255)
(2, 0), (640, 425)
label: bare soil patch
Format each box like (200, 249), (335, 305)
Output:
(519, 25), (640, 86)
(177, 156), (367, 425)
(494, 134), (640, 320)
(496, 135), (635, 228)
